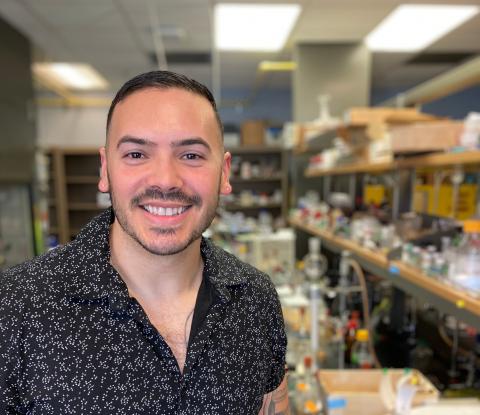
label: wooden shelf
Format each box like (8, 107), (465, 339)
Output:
(306, 161), (394, 177)
(223, 202), (282, 210)
(399, 150), (480, 169)
(229, 175), (283, 183)
(66, 176), (99, 184)
(68, 203), (105, 211)
(390, 260), (480, 318)
(289, 217), (480, 327)
(305, 151), (480, 177)
(226, 146), (284, 154)
(289, 218), (389, 268)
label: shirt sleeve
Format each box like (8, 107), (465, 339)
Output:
(0, 271), (24, 413)
(263, 279), (287, 394)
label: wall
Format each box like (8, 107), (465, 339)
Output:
(219, 88), (292, 127)
(37, 106), (108, 149)
(37, 88), (292, 149)
(0, 16), (35, 181)
(293, 43), (371, 122)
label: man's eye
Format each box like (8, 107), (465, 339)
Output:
(183, 153), (202, 160)
(127, 152), (143, 159)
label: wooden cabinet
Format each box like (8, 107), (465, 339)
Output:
(47, 148), (103, 244)
(223, 146), (289, 220)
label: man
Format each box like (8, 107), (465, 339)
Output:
(0, 71), (289, 414)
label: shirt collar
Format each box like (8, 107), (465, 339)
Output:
(66, 208), (247, 303)
(199, 237), (248, 302)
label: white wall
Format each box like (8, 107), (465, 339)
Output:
(37, 106), (108, 149)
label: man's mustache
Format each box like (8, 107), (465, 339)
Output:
(131, 187), (202, 208)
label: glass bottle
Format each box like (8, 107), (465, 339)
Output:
(303, 237), (327, 282)
(295, 355), (322, 415)
(344, 311), (360, 366)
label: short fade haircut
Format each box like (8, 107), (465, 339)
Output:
(106, 70), (223, 139)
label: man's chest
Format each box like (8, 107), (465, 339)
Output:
(146, 306), (195, 373)
(14, 300), (271, 414)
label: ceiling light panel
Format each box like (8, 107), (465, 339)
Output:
(33, 63), (109, 90)
(215, 3), (301, 52)
(366, 4), (479, 52)
(259, 61), (297, 72)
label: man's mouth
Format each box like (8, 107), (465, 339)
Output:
(142, 204), (190, 217)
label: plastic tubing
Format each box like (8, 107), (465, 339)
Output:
(347, 258), (382, 369)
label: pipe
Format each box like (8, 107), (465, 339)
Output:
(381, 55), (480, 107)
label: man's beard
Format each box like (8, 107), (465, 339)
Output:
(108, 176), (220, 256)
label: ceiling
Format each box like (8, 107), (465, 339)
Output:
(0, 0), (479, 106)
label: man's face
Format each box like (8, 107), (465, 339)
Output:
(99, 87), (231, 256)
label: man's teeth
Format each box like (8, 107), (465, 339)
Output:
(143, 205), (187, 216)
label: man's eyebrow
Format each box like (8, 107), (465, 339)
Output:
(116, 136), (157, 149)
(171, 137), (212, 152)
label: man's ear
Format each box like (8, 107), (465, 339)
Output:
(220, 151), (232, 195)
(98, 146), (110, 193)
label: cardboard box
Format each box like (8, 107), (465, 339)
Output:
(241, 120), (265, 146)
(413, 183), (477, 220)
(367, 121), (462, 163)
(389, 121), (462, 154)
(318, 369), (439, 415)
(364, 184), (386, 205)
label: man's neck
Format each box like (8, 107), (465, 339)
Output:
(109, 222), (204, 302)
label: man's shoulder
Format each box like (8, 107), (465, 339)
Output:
(0, 242), (76, 299)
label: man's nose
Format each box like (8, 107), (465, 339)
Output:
(146, 158), (183, 191)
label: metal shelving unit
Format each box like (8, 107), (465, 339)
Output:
(290, 218), (480, 329)
(290, 136), (480, 329)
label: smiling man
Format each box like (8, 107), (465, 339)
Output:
(0, 71), (289, 414)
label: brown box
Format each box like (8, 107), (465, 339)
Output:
(389, 121), (462, 153)
(318, 369), (439, 415)
(241, 120), (265, 147)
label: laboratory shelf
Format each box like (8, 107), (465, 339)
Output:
(305, 150), (480, 177)
(289, 217), (480, 330)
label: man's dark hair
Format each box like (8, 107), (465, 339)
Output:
(106, 70), (223, 138)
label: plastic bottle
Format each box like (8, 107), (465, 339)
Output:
(395, 368), (419, 415)
(350, 329), (374, 369)
(449, 219), (480, 296)
(295, 356), (322, 415)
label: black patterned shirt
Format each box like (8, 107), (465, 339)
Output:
(0, 209), (287, 414)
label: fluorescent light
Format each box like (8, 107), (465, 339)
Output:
(33, 63), (109, 90)
(215, 4), (301, 51)
(366, 4), (479, 52)
(259, 61), (297, 72)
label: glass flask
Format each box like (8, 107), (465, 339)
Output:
(449, 220), (480, 297)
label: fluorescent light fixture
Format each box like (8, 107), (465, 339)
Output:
(366, 4), (479, 52)
(259, 61), (297, 72)
(33, 63), (109, 90)
(215, 3), (301, 51)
